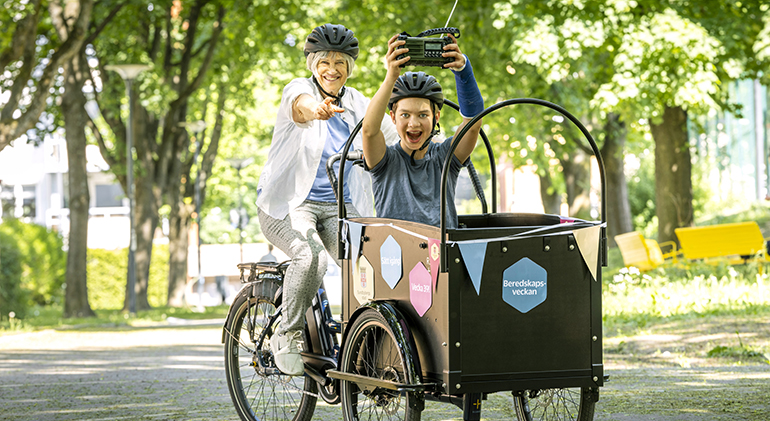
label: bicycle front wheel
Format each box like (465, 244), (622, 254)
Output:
(340, 308), (421, 421)
(513, 387), (596, 421)
(224, 289), (317, 421)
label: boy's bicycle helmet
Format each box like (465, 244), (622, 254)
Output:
(389, 72), (445, 164)
(388, 71), (444, 111)
(304, 24), (359, 60)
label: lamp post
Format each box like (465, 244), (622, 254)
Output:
(226, 157), (253, 262)
(105, 64), (151, 315)
(180, 120), (207, 308)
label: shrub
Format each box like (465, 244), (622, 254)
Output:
(87, 244), (169, 309)
(0, 219), (65, 319)
(0, 229), (27, 319)
(0, 219), (66, 306)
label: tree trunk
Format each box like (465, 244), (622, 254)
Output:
(124, 171), (156, 311)
(538, 171), (561, 215)
(61, 53), (95, 319)
(601, 112), (633, 247)
(167, 201), (194, 306)
(561, 149), (591, 219)
(651, 105), (693, 244)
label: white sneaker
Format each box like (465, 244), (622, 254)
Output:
(269, 330), (305, 376)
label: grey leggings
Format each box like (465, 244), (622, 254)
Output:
(258, 200), (359, 334)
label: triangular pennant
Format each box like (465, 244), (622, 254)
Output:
(573, 225), (601, 281)
(428, 238), (441, 292)
(458, 242), (487, 295)
(347, 221), (363, 266)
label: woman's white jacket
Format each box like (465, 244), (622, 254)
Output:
(256, 77), (398, 219)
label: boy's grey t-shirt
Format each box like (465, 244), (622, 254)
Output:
(368, 138), (465, 228)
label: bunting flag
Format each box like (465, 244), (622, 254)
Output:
(346, 221), (363, 266)
(573, 224), (602, 281)
(428, 238), (441, 292)
(342, 218), (604, 292)
(458, 242), (487, 295)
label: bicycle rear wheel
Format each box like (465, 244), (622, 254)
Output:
(224, 288), (317, 421)
(513, 387), (596, 421)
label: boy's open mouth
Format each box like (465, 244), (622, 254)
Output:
(406, 130), (422, 143)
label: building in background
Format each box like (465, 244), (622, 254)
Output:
(690, 79), (768, 203)
(0, 133), (129, 249)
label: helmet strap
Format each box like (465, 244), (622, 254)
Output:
(312, 77), (345, 106)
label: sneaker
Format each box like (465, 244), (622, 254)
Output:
(269, 330), (305, 376)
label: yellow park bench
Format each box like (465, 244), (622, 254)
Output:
(675, 221), (769, 264)
(614, 231), (679, 271)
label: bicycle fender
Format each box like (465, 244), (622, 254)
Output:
(221, 281), (283, 344)
(342, 301), (423, 389)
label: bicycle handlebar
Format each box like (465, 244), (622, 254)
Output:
(325, 150), (364, 205)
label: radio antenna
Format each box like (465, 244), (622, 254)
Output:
(444, 0), (459, 28)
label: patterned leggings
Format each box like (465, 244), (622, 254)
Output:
(257, 200), (359, 334)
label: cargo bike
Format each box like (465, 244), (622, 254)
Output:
(223, 98), (608, 421)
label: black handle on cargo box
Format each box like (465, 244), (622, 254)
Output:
(439, 98), (608, 272)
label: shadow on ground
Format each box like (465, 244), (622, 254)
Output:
(1, 323), (768, 420)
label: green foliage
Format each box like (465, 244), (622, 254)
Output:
(626, 137), (712, 237)
(0, 229), (26, 319)
(706, 330), (769, 363)
(87, 245), (169, 310)
(604, 260), (770, 330)
(626, 148), (657, 235)
(0, 218), (66, 306)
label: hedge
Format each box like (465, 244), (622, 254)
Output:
(87, 244), (169, 309)
(0, 229), (26, 319)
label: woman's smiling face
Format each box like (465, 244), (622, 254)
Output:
(315, 52), (348, 96)
(390, 97), (439, 157)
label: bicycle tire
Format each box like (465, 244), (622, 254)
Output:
(224, 287), (317, 421)
(340, 308), (421, 421)
(513, 387), (596, 421)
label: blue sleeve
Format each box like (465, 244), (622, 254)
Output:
(452, 56), (484, 118)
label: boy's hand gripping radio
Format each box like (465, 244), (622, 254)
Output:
(397, 28), (461, 68)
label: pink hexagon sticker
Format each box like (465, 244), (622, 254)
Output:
(409, 262), (432, 317)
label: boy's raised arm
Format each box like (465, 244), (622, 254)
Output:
(442, 35), (484, 164)
(362, 34), (410, 169)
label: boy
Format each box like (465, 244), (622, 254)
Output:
(362, 33), (484, 228)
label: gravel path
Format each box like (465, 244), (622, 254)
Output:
(1, 321), (768, 420)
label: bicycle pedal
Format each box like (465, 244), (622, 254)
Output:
(325, 319), (342, 334)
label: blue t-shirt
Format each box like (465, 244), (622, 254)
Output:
(307, 114), (352, 202)
(368, 138), (465, 228)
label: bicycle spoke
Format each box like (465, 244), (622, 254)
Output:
(224, 293), (317, 421)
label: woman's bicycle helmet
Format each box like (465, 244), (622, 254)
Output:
(304, 24), (359, 60)
(388, 71), (444, 111)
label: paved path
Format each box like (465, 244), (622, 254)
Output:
(1, 323), (768, 420)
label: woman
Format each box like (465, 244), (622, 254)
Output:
(256, 24), (397, 376)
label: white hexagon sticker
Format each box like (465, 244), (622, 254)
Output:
(380, 235), (402, 289)
(502, 257), (547, 313)
(353, 255), (375, 305)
